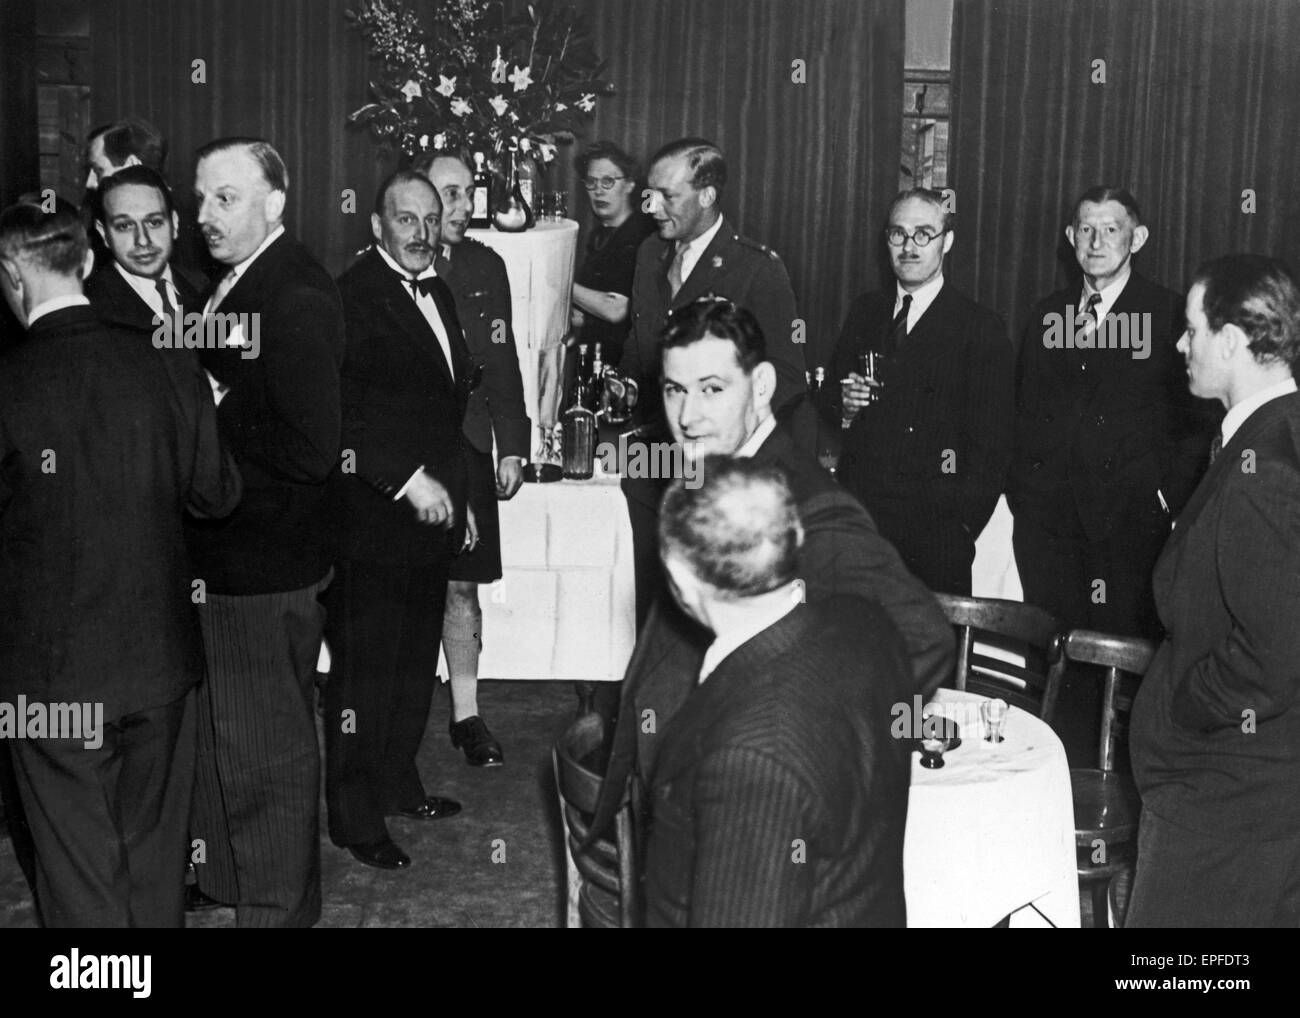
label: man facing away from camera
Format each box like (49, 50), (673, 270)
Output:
(645, 457), (914, 927)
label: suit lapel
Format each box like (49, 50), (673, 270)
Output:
(363, 251), (457, 388)
(896, 285), (959, 364)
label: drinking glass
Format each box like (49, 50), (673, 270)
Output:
(982, 698), (1009, 743)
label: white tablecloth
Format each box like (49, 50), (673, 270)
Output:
(904, 689), (1080, 927)
(476, 471), (635, 681)
(467, 220), (578, 459)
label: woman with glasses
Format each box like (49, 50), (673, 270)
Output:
(569, 141), (655, 375)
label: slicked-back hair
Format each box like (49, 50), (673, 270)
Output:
(1193, 254), (1300, 373)
(659, 456), (804, 598)
(574, 140), (640, 183)
(649, 137), (726, 195)
(96, 116), (168, 174)
(0, 195), (88, 276)
(195, 137), (290, 194)
(373, 169), (441, 217)
(1074, 185), (1142, 226)
(889, 187), (955, 233)
(98, 165), (176, 220)
(411, 150), (472, 178)
(660, 296), (766, 374)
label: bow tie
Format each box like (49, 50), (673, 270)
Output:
(403, 274), (438, 299)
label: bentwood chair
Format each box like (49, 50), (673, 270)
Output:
(552, 714), (637, 928)
(1057, 628), (1156, 929)
(935, 594), (1067, 719)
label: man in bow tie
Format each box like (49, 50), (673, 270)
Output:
(820, 188), (1013, 596)
(324, 170), (475, 871)
(184, 137), (343, 927)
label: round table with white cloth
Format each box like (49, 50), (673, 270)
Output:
(904, 688), (1080, 928)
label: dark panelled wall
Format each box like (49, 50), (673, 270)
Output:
(950, 0), (1300, 340)
(90, 0), (904, 364)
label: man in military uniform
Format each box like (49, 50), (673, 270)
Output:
(417, 153), (531, 765)
(619, 137), (808, 626)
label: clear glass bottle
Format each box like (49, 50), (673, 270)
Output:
(561, 377), (596, 480)
(492, 141), (534, 233)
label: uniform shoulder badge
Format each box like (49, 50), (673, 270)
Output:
(735, 234), (780, 260)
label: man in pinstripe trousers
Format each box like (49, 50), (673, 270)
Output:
(184, 138), (344, 927)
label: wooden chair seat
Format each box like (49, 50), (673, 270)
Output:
(1071, 768), (1141, 845)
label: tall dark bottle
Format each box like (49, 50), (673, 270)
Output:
(492, 141), (534, 233)
(470, 151), (492, 229)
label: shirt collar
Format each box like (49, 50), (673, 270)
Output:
(27, 294), (91, 327)
(678, 214), (725, 261)
(699, 588), (801, 684)
(1082, 266), (1132, 319)
(1222, 377), (1299, 446)
(226, 224), (285, 283)
(376, 243), (437, 282)
(114, 260), (175, 297)
(896, 273), (944, 322)
(734, 413), (777, 458)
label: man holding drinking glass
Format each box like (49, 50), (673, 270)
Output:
(818, 188), (1013, 595)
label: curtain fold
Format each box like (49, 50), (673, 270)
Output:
(950, 0), (1300, 340)
(91, 0), (903, 361)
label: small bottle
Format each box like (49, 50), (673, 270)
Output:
(561, 377), (597, 480)
(492, 141), (534, 232)
(470, 152), (492, 229)
(814, 366), (826, 393)
(588, 342), (604, 412)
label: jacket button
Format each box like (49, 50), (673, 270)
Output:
(1043, 414), (1054, 424)
(1095, 414), (1106, 426)
(906, 426), (915, 434)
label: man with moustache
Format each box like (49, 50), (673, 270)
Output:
(417, 153), (530, 767)
(185, 137), (343, 927)
(325, 171), (473, 869)
(1008, 186), (1217, 639)
(619, 138), (809, 625)
(85, 165), (201, 335)
(590, 298), (952, 860)
(821, 188), (1013, 596)
(1128, 255), (1300, 926)
(0, 196), (240, 926)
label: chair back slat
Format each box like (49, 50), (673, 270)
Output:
(552, 713), (637, 927)
(936, 593), (1065, 718)
(1061, 629), (1156, 771)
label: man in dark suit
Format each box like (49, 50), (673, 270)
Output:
(0, 196), (240, 927)
(591, 299), (952, 847)
(645, 458), (913, 927)
(82, 118), (169, 272)
(85, 165), (202, 334)
(1008, 186), (1218, 638)
(418, 153), (532, 767)
(1129, 255), (1300, 927)
(619, 138), (810, 625)
(822, 188), (1014, 595)
(324, 171), (472, 870)
(184, 138), (343, 927)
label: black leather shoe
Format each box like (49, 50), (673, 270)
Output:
(390, 795), (463, 820)
(184, 883), (224, 911)
(450, 715), (505, 767)
(347, 837), (411, 870)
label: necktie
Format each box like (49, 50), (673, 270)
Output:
(667, 243), (686, 298)
(1077, 291), (1102, 338)
(1209, 432), (1223, 465)
(155, 278), (178, 320)
(882, 294), (912, 357)
(206, 271), (236, 314)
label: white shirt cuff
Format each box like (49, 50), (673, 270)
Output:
(394, 466), (424, 501)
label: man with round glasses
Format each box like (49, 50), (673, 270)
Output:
(818, 187), (1013, 596)
(570, 141), (654, 373)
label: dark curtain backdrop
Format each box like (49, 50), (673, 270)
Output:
(91, 0), (902, 362)
(950, 0), (1300, 340)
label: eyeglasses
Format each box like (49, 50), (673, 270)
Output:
(582, 175), (627, 192)
(884, 226), (947, 248)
